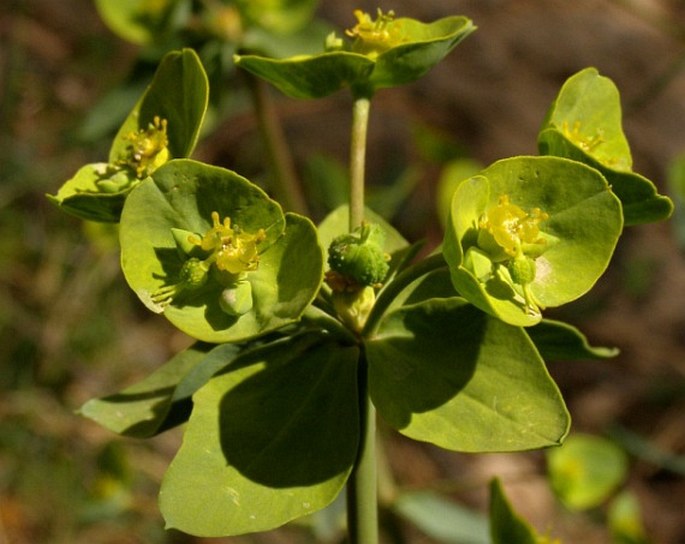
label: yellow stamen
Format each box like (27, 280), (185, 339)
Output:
(121, 116), (169, 178)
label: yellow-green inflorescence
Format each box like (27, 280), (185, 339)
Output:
(477, 195), (549, 314)
(120, 115), (170, 178)
(152, 211), (266, 316)
(342, 9), (407, 58)
(561, 120), (604, 154)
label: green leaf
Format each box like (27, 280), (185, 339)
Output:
(47, 163), (136, 223)
(159, 334), (360, 537)
(366, 298), (569, 452)
(527, 319), (619, 361)
(393, 490), (489, 544)
(235, 14), (474, 98)
(608, 491), (650, 544)
(443, 156), (623, 326)
(48, 49), (209, 223)
(368, 16), (475, 91)
(79, 342), (215, 438)
(538, 67), (672, 225)
(546, 433), (629, 510)
(382, 266), (455, 313)
(110, 48), (209, 163)
(235, 51), (375, 99)
(120, 159), (323, 343)
(236, 0), (319, 34)
(436, 158), (484, 228)
(94, 0), (174, 45)
(244, 20), (335, 60)
(489, 479), (540, 544)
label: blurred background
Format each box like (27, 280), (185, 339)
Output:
(1, 0), (684, 542)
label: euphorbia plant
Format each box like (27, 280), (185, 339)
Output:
(50, 7), (672, 543)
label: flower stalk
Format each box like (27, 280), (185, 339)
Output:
(349, 96), (371, 230)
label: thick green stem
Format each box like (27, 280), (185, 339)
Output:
(347, 355), (378, 544)
(349, 96), (371, 231)
(246, 72), (308, 215)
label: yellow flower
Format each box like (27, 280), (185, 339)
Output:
(561, 120), (604, 154)
(151, 211), (265, 308)
(121, 116), (170, 178)
(477, 195), (549, 314)
(478, 195), (548, 260)
(345, 9), (406, 58)
(191, 211), (266, 275)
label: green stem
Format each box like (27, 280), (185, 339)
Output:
(349, 96), (371, 231)
(246, 72), (308, 215)
(347, 354), (378, 544)
(345, 93), (377, 544)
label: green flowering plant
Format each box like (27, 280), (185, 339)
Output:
(50, 6), (673, 543)
(48, 48), (208, 222)
(538, 67), (673, 225)
(442, 156), (624, 326)
(119, 159), (323, 343)
(235, 8), (475, 98)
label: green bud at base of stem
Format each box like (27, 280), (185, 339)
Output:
(332, 286), (376, 334)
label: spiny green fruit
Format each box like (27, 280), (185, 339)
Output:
(328, 223), (389, 287)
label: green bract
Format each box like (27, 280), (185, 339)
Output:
(94, 0), (173, 45)
(490, 479), (554, 544)
(48, 49), (209, 222)
(236, 0), (319, 34)
(538, 67), (673, 225)
(235, 11), (474, 98)
(443, 156), (623, 327)
(119, 159), (323, 343)
(160, 334), (360, 537)
(547, 434), (628, 511)
(367, 298), (570, 452)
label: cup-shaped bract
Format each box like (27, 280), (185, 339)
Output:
(48, 49), (209, 223)
(120, 159), (324, 343)
(235, 11), (475, 99)
(538, 67), (672, 225)
(443, 156), (623, 327)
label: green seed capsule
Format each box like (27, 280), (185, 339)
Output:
(328, 223), (389, 287)
(507, 254), (537, 286)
